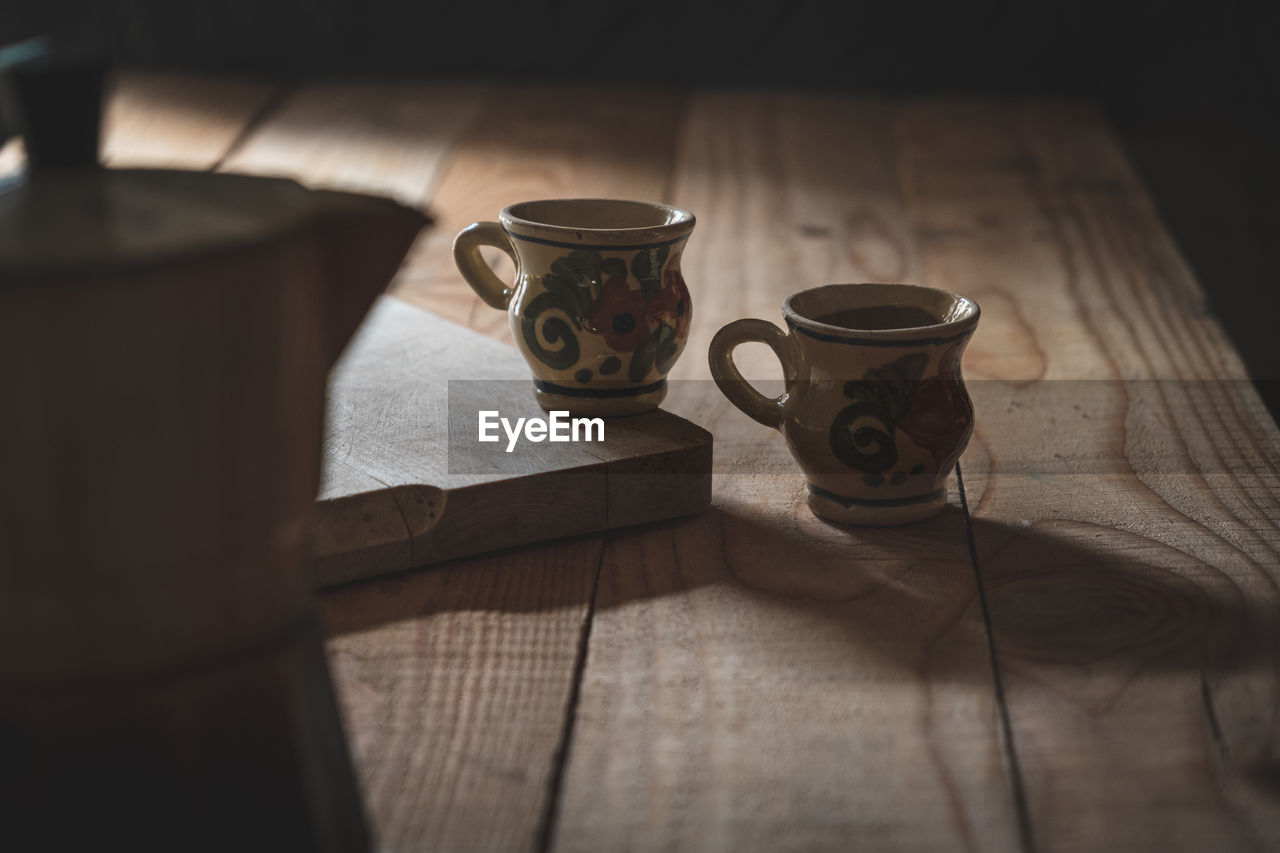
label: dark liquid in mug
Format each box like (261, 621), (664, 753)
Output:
(811, 305), (941, 331)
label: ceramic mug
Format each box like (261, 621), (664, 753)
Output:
(709, 283), (980, 525)
(454, 199), (695, 416)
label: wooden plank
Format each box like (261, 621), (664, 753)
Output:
(553, 92), (1021, 852)
(102, 70), (280, 169)
(895, 98), (1280, 851)
(219, 79), (488, 206)
(393, 82), (685, 335)
(313, 296), (711, 588)
(319, 536), (601, 852)
(0, 70), (277, 177)
(298, 82), (688, 852)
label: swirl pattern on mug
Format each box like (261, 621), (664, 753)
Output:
(520, 245), (690, 384)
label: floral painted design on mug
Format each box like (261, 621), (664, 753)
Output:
(829, 352), (927, 479)
(829, 346), (974, 488)
(521, 245), (691, 384)
(708, 282), (979, 525)
(454, 198), (695, 417)
(894, 340), (973, 469)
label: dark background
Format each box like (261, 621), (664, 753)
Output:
(4, 1), (1278, 412)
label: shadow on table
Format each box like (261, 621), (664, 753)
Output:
(322, 503), (1274, 682)
(968, 517), (1275, 677)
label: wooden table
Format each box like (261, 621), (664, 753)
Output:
(20, 73), (1280, 852)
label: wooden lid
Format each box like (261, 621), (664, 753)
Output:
(0, 168), (327, 280)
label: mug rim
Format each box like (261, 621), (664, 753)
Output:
(500, 198), (695, 249)
(782, 282), (980, 343)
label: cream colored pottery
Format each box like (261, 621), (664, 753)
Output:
(709, 283), (980, 525)
(454, 198), (695, 416)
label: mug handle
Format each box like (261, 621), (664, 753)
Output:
(708, 319), (802, 429)
(453, 221), (518, 310)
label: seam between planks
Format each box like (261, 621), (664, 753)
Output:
(208, 81), (296, 173)
(536, 84), (686, 850)
(534, 532), (607, 853)
(957, 463), (1039, 853)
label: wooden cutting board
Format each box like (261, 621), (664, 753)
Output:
(309, 296), (713, 588)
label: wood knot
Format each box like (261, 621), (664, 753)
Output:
(986, 565), (1220, 669)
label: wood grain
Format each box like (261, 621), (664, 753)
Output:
(553, 92), (1020, 852)
(319, 536), (602, 853)
(102, 70), (280, 168)
(667, 91), (925, 383)
(0, 70), (277, 177)
(392, 82), (685, 334)
(314, 296), (711, 588)
(54, 73), (1280, 851)
(896, 98), (1280, 851)
(219, 79), (488, 206)
(305, 82), (692, 852)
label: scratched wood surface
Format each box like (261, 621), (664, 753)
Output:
(224, 80), (692, 851)
(64, 74), (1280, 852)
(895, 99), (1280, 852)
(553, 93), (1020, 852)
(310, 296), (711, 588)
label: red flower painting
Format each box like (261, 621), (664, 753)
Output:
(524, 246), (689, 382)
(652, 268), (692, 340)
(586, 275), (650, 353)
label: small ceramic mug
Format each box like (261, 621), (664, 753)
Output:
(709, 283), (980, 525)
(454, 199), (695, 416)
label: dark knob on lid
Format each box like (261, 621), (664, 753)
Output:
(0, 35), (107, 169)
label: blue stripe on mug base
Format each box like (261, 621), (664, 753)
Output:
(535, 379), (667, 399)
(807, 484), (946, 509)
